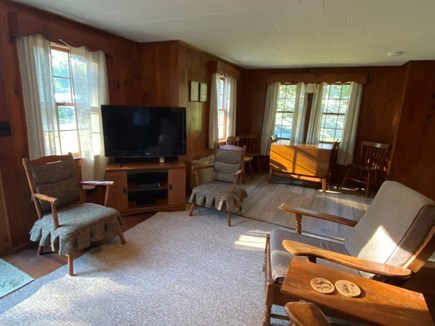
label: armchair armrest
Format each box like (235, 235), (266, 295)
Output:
(285, 302), (330, 326)
(282, 240), (412, 278)
(79, 181), (115, 206)
(279, 203), (357, 234)
(33, 193), (60, 229)
(33, 193), (57, 203)
(231, 169), (243, 191)
(191, 164), (214, 187)
(80, 180), (114, 187)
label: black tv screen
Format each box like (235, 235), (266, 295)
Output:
(101, 105), (186, 158)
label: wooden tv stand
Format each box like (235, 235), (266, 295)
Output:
(105, 161), (186, 215)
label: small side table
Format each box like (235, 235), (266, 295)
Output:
(281, 258), (433, 326)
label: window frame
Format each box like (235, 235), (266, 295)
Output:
(50, 43), (81, 154)
(274, 84), (298, 140)
(217, 76), (229, 142)
(319, 83), (351, 143)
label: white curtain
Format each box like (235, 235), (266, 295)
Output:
(337, 82), (363, 165)
(17, 35), (59, 158)
(291, 82), (307, 143)
(260, 82), (280, 155)
(17, 34), (109, 180)
(260, 82), (307, 154)
(70, 47), (109, 180)
(208, 73), (220, 149)
(306, 83), (326, 144)
(305, 82), (363, 165)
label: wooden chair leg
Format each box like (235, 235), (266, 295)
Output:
(365, 171), (371, 197)
(117, 231), (126, 245)
(248, 161), (254, 179)
(189, 203), (196, 216)
(268, 168), (273, 182)
(256, 156), (262, 174)
(262, 282), (274, 326)
(67, 254), (74, 276)
(227, 211), (232, 226)
(340, 167), (350, 189)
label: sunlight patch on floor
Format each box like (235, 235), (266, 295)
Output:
(234, 230), (268, 250)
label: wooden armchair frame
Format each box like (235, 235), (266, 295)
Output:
(263, 187), (435, 325)
(285, 302), (330, 326)
(189, 146), (246, 226)
(279, 204), (435, 278)
(23, 154), (126, 276)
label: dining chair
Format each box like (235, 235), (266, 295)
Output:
(340, 140), (390, 196)
(237, 133), (262, 174)
(226, 136), (254, 182)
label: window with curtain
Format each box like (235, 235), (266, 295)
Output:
(51, 44), (102, 155)
(209, 73), (236, 148)
(261, 81), (362, 165)
(17, 34), (109, 180)
(273, 83), (352, 143)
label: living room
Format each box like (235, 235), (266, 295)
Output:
(0, 1), (434, 325)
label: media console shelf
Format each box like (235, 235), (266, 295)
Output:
(105, 161), (186, 215)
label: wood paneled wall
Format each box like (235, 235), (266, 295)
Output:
(389, 61), (435, 199)
(138, 40), (243, 183)
(0, 0), (141, 255)
(139, 41), (182, 107)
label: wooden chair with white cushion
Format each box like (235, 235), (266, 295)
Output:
(263, 180), (435, 325)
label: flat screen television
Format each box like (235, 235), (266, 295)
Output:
(101, 105), (186, 159)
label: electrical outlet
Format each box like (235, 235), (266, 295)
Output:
(0, 122), (12, 136)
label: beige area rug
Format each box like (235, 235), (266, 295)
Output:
(0, 210), (289, 326)
(236, 174), (372, 241)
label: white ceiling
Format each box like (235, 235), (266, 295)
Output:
(12, 0), (435, 68)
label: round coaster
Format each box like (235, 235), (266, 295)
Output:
(335, 280), (361, 297)
(310, 277), (335, 294)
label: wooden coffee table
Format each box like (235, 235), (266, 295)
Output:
(281, 258), (433, 325)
